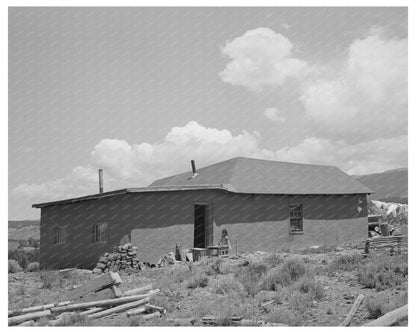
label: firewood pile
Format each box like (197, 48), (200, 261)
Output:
(359, 235), (408, 255)
(92, 243), (145, 274)
(8, 271), (164, 326)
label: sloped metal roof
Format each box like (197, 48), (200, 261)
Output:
(150, 156), (374, 195)
(33, 157), (373, 208)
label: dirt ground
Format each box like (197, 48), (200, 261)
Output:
(8, 248), (408, 326)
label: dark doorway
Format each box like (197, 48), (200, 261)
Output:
(194, 204), (213, 248)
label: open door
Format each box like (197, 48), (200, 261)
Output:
(194, 204), (213, 248)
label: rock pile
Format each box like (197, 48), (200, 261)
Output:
(93, 243), (143, 274)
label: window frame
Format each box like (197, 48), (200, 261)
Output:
(92, 223), (108, 244)
(54, 226), (68, 245)
(289, 204), (304, 234)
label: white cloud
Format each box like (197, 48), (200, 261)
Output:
(219, 28), (309, 91)
(300, 29), (407, 141)
(274, 135), (408, 175)
(264, 107), (286, 122)
(12, 121), (408, 219)
(12, 121), (268, 209)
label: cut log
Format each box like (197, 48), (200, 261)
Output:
(142, 311), (161, 320)
(17, 320), (35, 326)
(145, 304), (166, 314)
(8, 301), (71, 317)
(340, 294), (364, 326)
(51, 294), (153, 313)
(363, 304), (408, 326)
(68, 271), (122, 301)
(87, 297), (151, 320)
(126, 306), (147, 317)
(8, 310), (52, 326)
(79, 307), (104, 316)
(123, 284), (152, 296)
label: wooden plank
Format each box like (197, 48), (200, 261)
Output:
(145, 304), (166, 314)
(8, 301), (71, 317)
(123, 284), (152, 296)
(340, 294), (364, 326)
(363, 304), (408, 326)
(87, 297), (150, 320)
(126, 306), (147, 317)
(142, 311), (161, 320)
(68, 271), (122, 301)
(79, 307), (104, 316)
(17, 320), (35, 326)
(8, 310), (52, 326)
(76, 284), (122, 303)
(51, 294), (153, 314)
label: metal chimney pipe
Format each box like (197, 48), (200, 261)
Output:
(191, 160), (196, 174)
(98, 169), (104, 194)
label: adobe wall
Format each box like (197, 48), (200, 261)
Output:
(39, 190), (368, 268)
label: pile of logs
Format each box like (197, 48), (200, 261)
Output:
(360, 235), (408, 255)
(93, 243), (143, 274)
(8, 271), (164, 326)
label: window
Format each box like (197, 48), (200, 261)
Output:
(54, 226), (68, 244)
(92, 223), (108, 243)
(289, 204), (303, 233)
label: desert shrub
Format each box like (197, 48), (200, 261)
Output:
(281, 258), (306, 281)
(288, 290), (312, 312)
(206, 258), (224, 275)
(26, 262), (40, 272)
(9, 259), (23, 273)
(8, 249), (40, 269)
(328, 253), (364, 272)
(187, 274), (209, 289)
(234, 262), (269, 296)
(292, 276), (325, 301)
(16, 284), (26, 295)
(358, 255), (407, 290)
(40, 271), (62, 289)
(263, 253), (284, 267)
(265, 307), (303, 326)
(261, 258), (307, 290)
(214, 276), (242, 295)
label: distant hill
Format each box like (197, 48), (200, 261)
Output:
(353, 168), (408, 204)
(8, 220), (40, 251)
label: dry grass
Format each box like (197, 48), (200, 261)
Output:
(358, 254), (407, 290)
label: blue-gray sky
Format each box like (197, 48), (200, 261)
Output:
(9, 7), (408, 219)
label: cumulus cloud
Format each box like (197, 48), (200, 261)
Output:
(300, 29), (407, 141)
(219, 28), (309, 91)
(264, 107), (286, 122)
(12, 121), (407, 219)
(12, 121), (268, 211)
(274, 135), (408, 175)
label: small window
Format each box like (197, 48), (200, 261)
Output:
(54, 226), (68, 244)
(290, 204), (303, 233)
(92, 223), (108, 243)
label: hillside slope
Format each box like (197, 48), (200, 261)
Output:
(353, 168), (408, 203)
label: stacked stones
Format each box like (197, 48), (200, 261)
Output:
(93, 243), (142, 274)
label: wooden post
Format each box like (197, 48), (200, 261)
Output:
(339, 294), (364, 326)
(8, 310), (52, 326)
(51, 294), (153, 314)
(123, 284), (152, 296)
(363, 304), (408, 326)
(87, 297), (150, 320)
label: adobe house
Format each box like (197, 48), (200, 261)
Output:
(33, 157), (373, 269)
